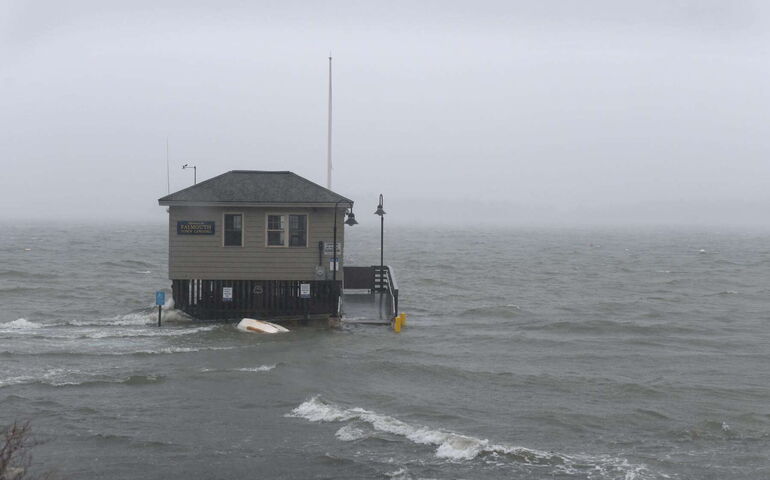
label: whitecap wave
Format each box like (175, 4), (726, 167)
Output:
(335, 424), (367, 441)
(74, 325), (218, 339)
(2, 318), (43, 329)
(199, 364), (276, 374)
(234, 364), (276, 372)
(132, 346), (236, 355)
(288, 397), (655, 477)
(288, 397), (483, 459)
(289, 396), (356, 422)
(384, 467), (410, 479)
(2, 368), (72, 387)
(1, 346), (238, 357)
(0, 368), (164, 388)
(68, 305), (189, 327)
(68, 312), (154, 327)
(3, 322), (217, 340)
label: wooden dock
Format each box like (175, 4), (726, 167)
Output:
(170, 265), (398, 323)
(172, 279), (339, 320)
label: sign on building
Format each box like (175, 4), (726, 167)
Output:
(330, 258), (339, 271)
(323, 242), (342, 256)
(222, 287), (233, 301)
(177, 221), (215, 235)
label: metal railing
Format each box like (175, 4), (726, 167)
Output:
(374, 265), (399, 319)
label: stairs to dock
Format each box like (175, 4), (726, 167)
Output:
(342, 265), (399, 325)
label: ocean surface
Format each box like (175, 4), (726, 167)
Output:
(1, 222), (769, 479)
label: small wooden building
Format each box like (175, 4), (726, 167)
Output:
(158, 170), (356, 320)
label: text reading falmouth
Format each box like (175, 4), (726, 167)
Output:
(177, 221), (215, 235)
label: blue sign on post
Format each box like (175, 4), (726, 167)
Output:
(155, 291), (165, 327)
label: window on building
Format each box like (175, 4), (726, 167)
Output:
(288, 215), (307, 247)
(224, 214), (243, 246)
(266, 214), (307, 247)
(267, 215), (284, 246)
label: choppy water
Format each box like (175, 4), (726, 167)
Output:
(2, 222), (769, 479)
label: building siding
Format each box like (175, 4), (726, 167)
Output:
(168, 206), (346, 281)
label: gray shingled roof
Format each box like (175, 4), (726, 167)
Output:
(158, 171), (353, 205)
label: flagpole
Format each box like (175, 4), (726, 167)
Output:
(327, 55), (333, 190)
(166, 136), (170, 193)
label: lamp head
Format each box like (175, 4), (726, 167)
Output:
(374, 193), (385, 216)
(345, 211), (358, 226)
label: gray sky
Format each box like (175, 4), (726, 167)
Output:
(1, 1), (768, 226)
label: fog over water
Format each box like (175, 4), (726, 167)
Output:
(1, 1), (768, 226)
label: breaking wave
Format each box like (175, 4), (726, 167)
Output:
(234, 364), (276, 372)
(335, 424), (368, 442)
(199, 364), (277, 373)
(129, 346), (236, 356)
(1, 315), (215, 341)
(2, 318), (43, 329)
(0, 346), (238, 358)
(68, 308), (189, 327)
(0, 370), (165, 388)
(70, 325), (218, 339)
(288, 397), (656, 478)
(3, 309), (192, 332)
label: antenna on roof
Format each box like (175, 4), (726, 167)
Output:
(182, 164), (197, 185)
(166, 136), (170, 193)
(326, 54), (333, 190)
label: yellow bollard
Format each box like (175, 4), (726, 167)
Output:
(400, 313), (407, 327)
(393, 315), (402, 333)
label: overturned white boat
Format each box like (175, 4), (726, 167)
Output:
(236, 318), (290, 334)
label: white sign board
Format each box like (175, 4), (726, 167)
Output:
(330, 258), (339, 271)
(222, 287), (233, 301)
(324, 242), (342, 256)
(300, 283), (311, 299)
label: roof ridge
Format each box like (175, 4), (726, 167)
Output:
(229, 170), (291, 174)
(288, 172), (353, 203)
(158, 170), (353, 205)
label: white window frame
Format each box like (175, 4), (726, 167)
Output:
(265, 213), (309, 248)
(222, 212), (244, 247)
